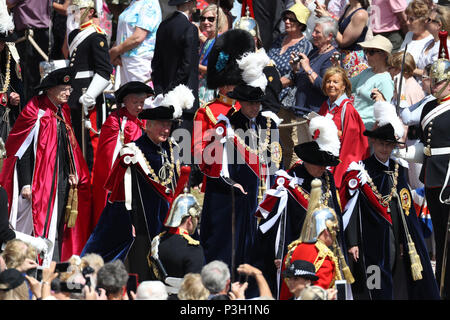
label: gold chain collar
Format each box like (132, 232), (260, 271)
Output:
(365, 162), (399, 208)
(295, 172), (331, 206)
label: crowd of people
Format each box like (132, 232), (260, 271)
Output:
(0, 0), (449, 302)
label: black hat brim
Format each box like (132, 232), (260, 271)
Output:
(282, 269), (319, 282)
(294, 141), (340, 167)
(115, 81), (154, 105)
(35, 67), (73, 92)
(363, 124), (405, 145)
(138, 106), (177, 121)
(226, 84), (265, 102)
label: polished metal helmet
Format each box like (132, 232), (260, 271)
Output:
(164, 188), (201, 228)
(39, 59), (69, 80)
(233, 6), (261, 42)
(71, 0), (95, 9)
(430, 30), (450, 98)
(298, 179), (339, 243)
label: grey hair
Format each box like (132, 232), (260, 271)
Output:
(96, 260), (129, 295)
(201, 260), (230, 294)
(315, 16), (338, 39)
(135, 281), (168, 300)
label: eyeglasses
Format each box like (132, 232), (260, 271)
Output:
(200, 16), (215, 22)
(425, 17), (440, 24)
(283, 16), (297, 23)
(364, 49), (383, 56)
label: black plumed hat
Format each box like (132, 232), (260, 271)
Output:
(207, 29), (256, 90)
(115, 81), (154, 105)
(226, 84), (265, 102)
(294, 141), (340, 167)
(35, 67), (73, 91)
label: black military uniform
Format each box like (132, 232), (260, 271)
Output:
(156, 228), (204, 279)
(419, 96), (450, 299)
(67, 20), (113, 170)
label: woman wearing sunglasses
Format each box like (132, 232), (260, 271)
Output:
(399, 0), (434, 65)
(197, 4), (228, 105)
(349, 35), (394, 131)
(415, 5), (450, 78)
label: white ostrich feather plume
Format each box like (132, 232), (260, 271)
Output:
(0, 0), (13, 35)
(236, 49), (270, 91)
(373, 101), (404, 139)
(162, 84), (195, 119)
(308, 115), (340, 157)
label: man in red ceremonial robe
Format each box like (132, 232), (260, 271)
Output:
(0, 67), (92, 264)
(91, 81), (152, 228)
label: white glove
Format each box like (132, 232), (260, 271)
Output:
(79, 73), (110, 115)
(392, 142), (424, 163)
(14, 231), (53, 254)
(356, 170), (367, 186)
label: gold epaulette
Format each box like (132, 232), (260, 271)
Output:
(314, 240), (341, 287)
(182, 233), (200, 246)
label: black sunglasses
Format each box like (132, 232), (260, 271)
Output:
(364, 48), (383, 56)
(200, 16), (215, 22)
(283, 16), (298, 23)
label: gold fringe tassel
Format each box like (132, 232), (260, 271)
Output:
(65, 185), (74, 223)
(407, 235), (423, 281)
(67, 186), (78, 228)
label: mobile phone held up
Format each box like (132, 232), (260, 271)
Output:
(127, 273), (139, 299)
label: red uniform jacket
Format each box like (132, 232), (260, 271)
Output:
(280, 242), (335, 300)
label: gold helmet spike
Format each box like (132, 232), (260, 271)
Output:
(234, 6), (261, 41)
(298, 179), (339, 243)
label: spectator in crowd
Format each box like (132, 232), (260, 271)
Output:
(315, 0), (370, 78)
(91, 81), (153, 228)
(178, 273), (210, 300)
(201, 260), (231, 300)
(318, 66), (369, 190)
(234, 263), (273, 299)
(415, 5), (450, 77)
(80, 253), (105, 289)
(370, 0), (408, 53)
(152, 0), (200, 133)
(109, 0), (162, 85)
(400, 0), (434, 65)
(350, 35), (394, 130)
(286, 16), (338, 168)
(0, 268), (29, 300)
(135, 281), (168, 300)
(198, 4), (229, 105)
(0, 67), (92, 262)
(96, 259), (129, 300)
(300, 284), (336, 300)
(282, 259), (319, 300)
(268, 2), (312, 115)
(399, 64), (435, 127)
(7, 0), (51, 103)
(1, 239), (37, 273)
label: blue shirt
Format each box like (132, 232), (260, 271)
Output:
(116, 0), (162, 58)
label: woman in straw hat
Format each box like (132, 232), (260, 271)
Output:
(350, 35), (395, 131)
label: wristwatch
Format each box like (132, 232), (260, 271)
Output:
(307, 69), (313, 75)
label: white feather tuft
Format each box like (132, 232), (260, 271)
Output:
(0, 0), (13, 35)
(236, 49), (270, 90)
(373, 101), (404, 139)
(162, 84), (195, 119)
(308, 115), (340, 157)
